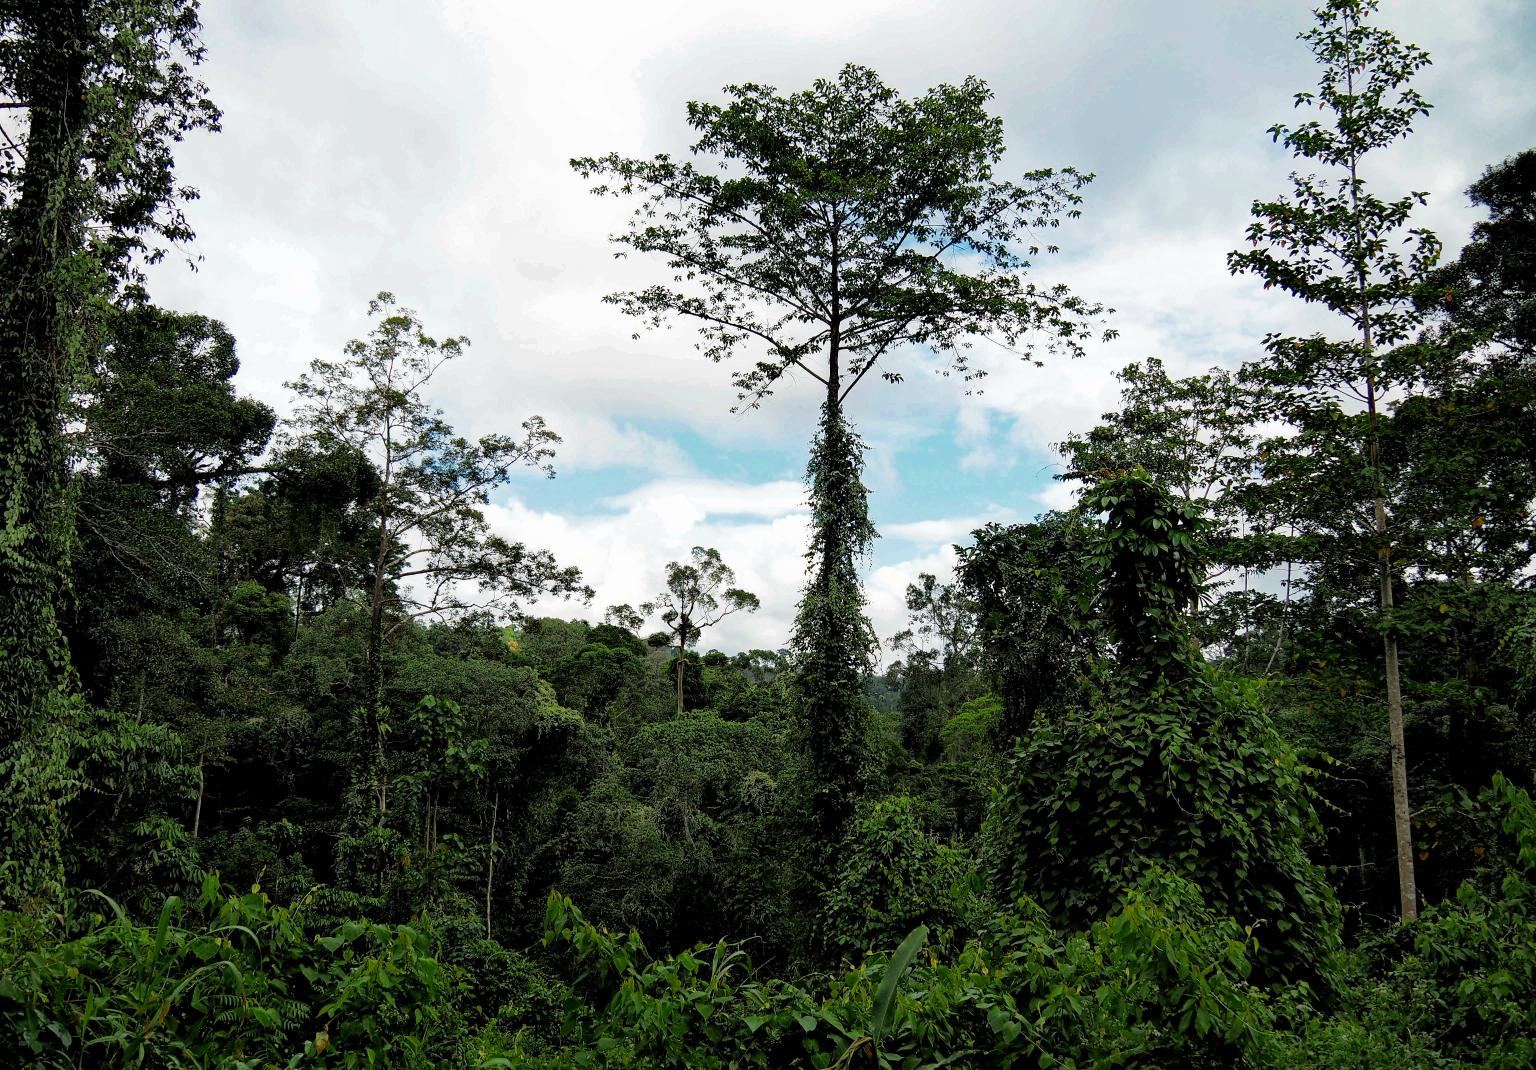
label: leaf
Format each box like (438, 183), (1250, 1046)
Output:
(870, 924), (928, 1044)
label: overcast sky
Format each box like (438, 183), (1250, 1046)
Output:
(146, 0), (1535, 655)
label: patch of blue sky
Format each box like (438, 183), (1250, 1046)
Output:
(867, 429), (1059, 528)
(498, 408), (1063, 557)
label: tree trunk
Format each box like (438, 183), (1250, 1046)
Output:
(1364, 356), (1416, 920)
(294, 569), (306, 644)
(484, 789), (498, 938)
(675, 617), (687, 717)
(365, 494), (391, 817)
(793, 288), (874, 844)
(1377, 496), (1417, 919)
(0, 1), (90, 910)
(193, 753), (205, 838)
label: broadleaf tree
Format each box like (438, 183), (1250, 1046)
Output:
(956, 512), (1103, 738)
(286, 293), (590, 817)
(574, 63), (1110, 839)
(1227, 0), (1439, 918)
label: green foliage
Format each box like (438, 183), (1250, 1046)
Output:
(1056, 359), (1271, 661)
(1229, 0), (1437, 346)
(957, 513), (1102, 735)
(78, 305), (275, 504)
(5, 5), (1536, 1065)
(985, 666), (1341, 989)
(1424, 148), (1536, 356)
(887, 572), (983, 759)
(867, 923), (926, 1051)
(639, 546), (759, 717)
(0, 875), (453, 1069)
(286, 293), (589, 820)
(940, 694), (1000, 760)
(551, 710), (791, 953)
(1059, 359), (1253, 514)
(822, 796), (973, 957)
(533, 874), (1284, 1070)
(987, 473), (1340, 987)
(1081, 473), (1207, 674)
(1271, 777), (1536, 1069)
(1227, 2), (1448, 922)
(285, 291), (587, 641)
(62, 706), (201, 914)
(577, 61), (1110, 849)
(573, 63), (1109, 410)
(1, 0), (218, 912)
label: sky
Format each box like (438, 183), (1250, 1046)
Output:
(145, 0), (1536, 656)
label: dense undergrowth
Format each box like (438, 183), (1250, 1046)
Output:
(3, 772), (1533, 1068)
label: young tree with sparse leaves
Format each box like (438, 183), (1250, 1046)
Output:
(1056, 359), (1277, 662)
(639, 547), (759, 717)
(286, 293), (588, 817)
(888, 572), (979, 747)
(1228, 0), (1439, 919)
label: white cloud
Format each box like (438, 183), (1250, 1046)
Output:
(601, 478), (807, 520)
(867, 544), (961, 660)
(1033, 481), (1079, 514)
(884, 512), (1017, 547)
(491, 477), (990, 659)
(133, 0), (1534, 658)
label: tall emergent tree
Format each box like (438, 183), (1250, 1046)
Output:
(574, 64), (1108, 838)
(287, 293), (588, 816)
(1228, 0), (1439, 918)
(640, 547), (759, 717)
(0, 0), (218, 908)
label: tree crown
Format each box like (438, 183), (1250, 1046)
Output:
(574, 63), (1112, 410)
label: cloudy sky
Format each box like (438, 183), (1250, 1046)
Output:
(146, 0), (1535, 655)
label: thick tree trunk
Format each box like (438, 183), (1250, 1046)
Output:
(795, 314), (873, 844)
(675, 615), (688, 717)
(0, 2), (90, 910)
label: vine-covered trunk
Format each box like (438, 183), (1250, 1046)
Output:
(0, 2), (90, 910)
(793, 359), (875, 845)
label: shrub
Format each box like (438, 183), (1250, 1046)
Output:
(821, 795), (974, 956)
